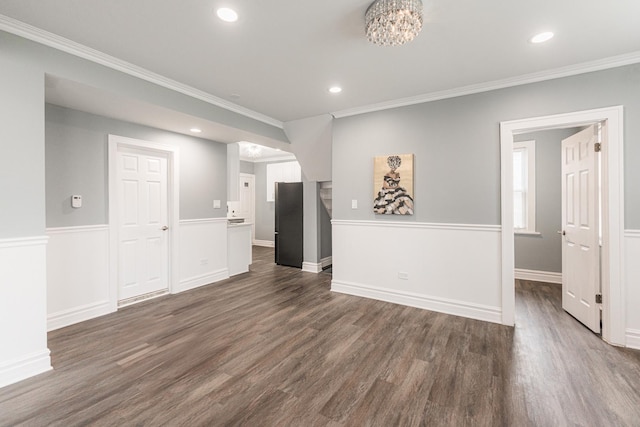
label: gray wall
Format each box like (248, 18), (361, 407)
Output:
(333, 64), (640, 229)
(240, 160), (255, 174)
(514, 128), (581, 273)
(254, 162), (275, 241)
(45, 104), (228, 227)
(320, 200), (332, 259)
(0, 53), (46, 238)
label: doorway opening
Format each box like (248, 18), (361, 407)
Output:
(513, 125), (602, 333)
(500, 106), (625, 346)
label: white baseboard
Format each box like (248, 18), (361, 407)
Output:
(514, 268), (562, 284)
(331, 280), (502, 324)
(0, 350), (52, 389)
(626, 329), (640, 350)
(321, 256), (332, 268)
(48, 300), (112, 331)
(302, 262), (322, 274)
(253, 240), (274, 248)
(176, 268), (229, 293)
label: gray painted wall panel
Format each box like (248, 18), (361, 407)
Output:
(45, 104), (227, 227)
(253, 162), (275, 241)
(514, 128), (580, 273)
(0, 58), (45, 238)
(320, 201), (332, 259)
(239, 161), (255, 174)
(333, 64), (640, 228)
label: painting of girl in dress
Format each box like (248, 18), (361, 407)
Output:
(373, 154), (414, 215)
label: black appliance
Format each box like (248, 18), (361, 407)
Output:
(274, 182), (303, 268)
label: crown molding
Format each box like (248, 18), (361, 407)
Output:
(332, 50), (640, 119)
(0, 14), (284, 129)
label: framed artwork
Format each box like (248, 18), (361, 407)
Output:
(373, 154), (414, 215)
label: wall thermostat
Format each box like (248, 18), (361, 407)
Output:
(71, 195), (82, 208)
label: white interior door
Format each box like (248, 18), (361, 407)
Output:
(238, 173), (256, 243)
(117, 148), (169, 301)
(561, 125), (600, 333)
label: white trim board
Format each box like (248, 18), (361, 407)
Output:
(0, 350), (52, 389)
(514, 269), (562, 285)
(46, 224), (108, 234)
(253, 240), (275, 248)
(0, 14), (282, 129)
(303, 257), (333, 274)
(177, 269), (229, 293)
(332, 280), (501, 324)
(332, 220), (500, 233)
(625, 230), (640, 238)
(48, 301), (111, 332)
(500, 106), (625, 346)
(302, 262), (322, 274)
(0, 236), (49, 248)
(626, 329), (640, 350)
(179, 218), (228, 225)
(332, 51), (640, 119)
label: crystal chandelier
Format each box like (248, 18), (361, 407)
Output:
(365, 0), (423, 46)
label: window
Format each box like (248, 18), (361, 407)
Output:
(513, 140), (536, 233)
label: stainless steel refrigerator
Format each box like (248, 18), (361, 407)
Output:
(274, 182), (303, 268)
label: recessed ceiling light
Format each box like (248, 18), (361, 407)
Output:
(530, 31), (554, 44)
(217, 7), (238, 23)
(190, 128), (202, 133)
(329, 86), (342, 94)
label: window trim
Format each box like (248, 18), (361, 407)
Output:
(513, 140), (536, 233)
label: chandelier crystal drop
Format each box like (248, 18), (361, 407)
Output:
(365, 0), (423, 46)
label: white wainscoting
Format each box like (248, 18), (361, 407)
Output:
(0, 236), (51, 388)
(514, 268), (562, 284)
(47, 225), (112, 331)
(331, 220), (502, 324)
(178, 218), (229, 293)
(625, 230), (640, 349)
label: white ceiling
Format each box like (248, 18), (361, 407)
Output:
(1, 0), (639, 124)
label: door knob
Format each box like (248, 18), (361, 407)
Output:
(557, 230), (565, 235)
(161, 226), (169, 231)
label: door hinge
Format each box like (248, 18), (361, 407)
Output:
(594, 142), (601, 152)
(595, 293), (602, 304)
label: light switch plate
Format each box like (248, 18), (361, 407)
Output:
(351, 199), (358, 209)
(213, 200), (221, 209)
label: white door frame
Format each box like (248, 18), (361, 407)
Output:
(108, 134), (180, 311)
(500, 106), (625, 346)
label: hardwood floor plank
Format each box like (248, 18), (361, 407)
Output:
(1, 249), (639, 426)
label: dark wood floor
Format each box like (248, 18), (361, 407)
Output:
(1, 247), (639, 426)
